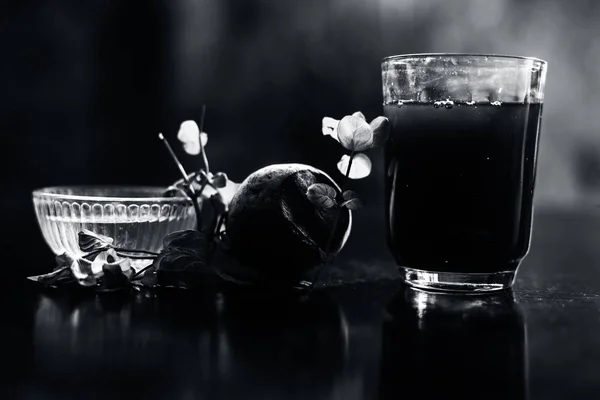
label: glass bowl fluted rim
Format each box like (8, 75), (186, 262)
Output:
(32, 186), (193, 204)
(381, 53), (547, 67)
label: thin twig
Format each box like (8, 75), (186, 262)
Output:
(170, 171), (200, 188)
(198, 104), (210, 174)
(311, 150), (355, 288)
(158, 133), (203, 228)
(114, 247), (159, 257)
(199, 169), (219, 191)
(115, 252), (156, 260)
(129, 263), (156, 280)
(324, 150), (355, 256)
(159, 133), (193, 186)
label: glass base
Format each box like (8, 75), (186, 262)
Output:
(399, 267), (516, 293)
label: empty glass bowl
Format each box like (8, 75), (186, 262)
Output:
(33, 187), (197, 264)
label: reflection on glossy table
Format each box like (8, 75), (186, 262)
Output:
(2, 209), (600, 399)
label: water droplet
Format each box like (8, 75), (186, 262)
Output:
(397, 100), (403, 108)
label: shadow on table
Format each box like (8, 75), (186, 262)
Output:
(17, 287), (349, 399)
(378, 285), (528, 400)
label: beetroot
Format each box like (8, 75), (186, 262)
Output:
(225, 164), (351, 283)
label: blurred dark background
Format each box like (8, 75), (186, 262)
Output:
(2, 0), (599, 276)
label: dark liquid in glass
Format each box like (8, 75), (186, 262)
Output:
(384, 102), (543, 273)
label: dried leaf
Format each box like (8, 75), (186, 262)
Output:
(337, 115), (374, 152)
(337, 153), (372, 179)
(70, 257), (97, 287)
(78, 229), (114, 253)
(99, 263), (130, 291)
(306, 183), (338, 208)
(370, 116), (390, 146)
(91, 251), (108, 275)
(177, 120), (208, 155)
(322, 117), (340, 141)
(27, 266), (75, 286)
(55, 252), (77, 269)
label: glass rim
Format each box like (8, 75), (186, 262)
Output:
(382, 52), (547, 66)
(32, 185), (193, 203)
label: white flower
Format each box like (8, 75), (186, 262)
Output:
(322, 117), (339, 140)
(178, 120), (208, 155)
(321, 112), (389, 151)
(337, 115), (373, 152)
(337, 153), (372, 179)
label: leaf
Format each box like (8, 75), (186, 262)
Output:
(155, 249), (211, 289)
(78, 229), (114, 253)
(200, 177), (241, 211)
(155, 229), (213, 289)
(140, 264), (158, 288)
(370, 116), (390, 146)
(337, 153), (372, 179)
(177, 120), (208, 155)
(306, 183), (338, 209)
(342, 197), (364, 211)
(343, 190), (360, 202)
(337, 115), (374, 152)
(322, 117), (340, 141)
(352, 111), (366, 120)
(341, 190), (364, 210)
(163, 229), (208, 255)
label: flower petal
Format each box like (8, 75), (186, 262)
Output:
(352, 111), (366, 120)
(370, 116), (390, 147)
(337, 153), (372, 179)
(322, 117), (340, 141)
(200, 131), (208, 147)
(337, 115), (374, 152)
(178, 120), (201, 155)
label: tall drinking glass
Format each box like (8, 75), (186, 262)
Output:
(381, 54), (547, 292)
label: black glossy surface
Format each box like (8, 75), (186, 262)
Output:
(3, 209), (600, 399)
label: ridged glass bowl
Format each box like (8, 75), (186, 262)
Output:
(33, 186), (197, 264)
